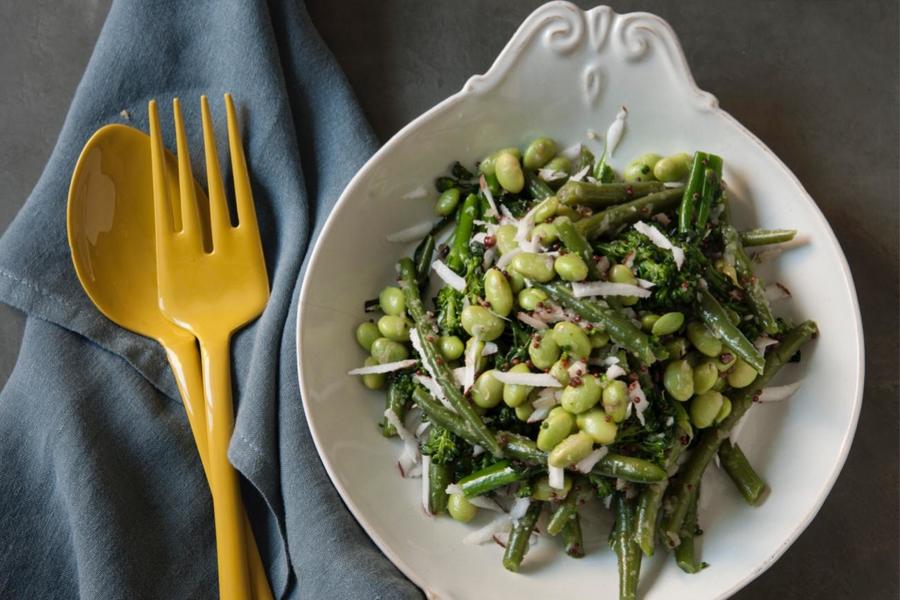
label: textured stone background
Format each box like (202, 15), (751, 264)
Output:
(1, 1), (897, 597)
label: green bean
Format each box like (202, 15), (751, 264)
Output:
(634, 432), (688, 556)
(575, 187), (684, 240)
(674, 486), (708, 573)
(719, 439), (767, 505)
(561, 515), (585, 558)
(428, 461), (451, 514)
(555, 217), (602, 280)
(739, 228), (798, 246)
(411, 386), (484, 449)
(547, 481), (582, 535)
(557, 180), (665, 208)
(355, 321), (380, 352)
(696, 289), (765, 373)
(695, 162), (722, 230)
(381, 377), (412, 437)
(537, 281), (664, 365)
(446, 194), (480, 273)
(678, 152), (720, 233)
(497, 432), (667, 483)
(459, 461), (526, 497)
(525, 168), (554, 200)
(661, 321), (817, 543)
(413, 233), (435, 287)
(723, 224), (779, 334)
(611, 494), (642, 600)
(399, 259), (501, 455)
(503, 501), (543, 572)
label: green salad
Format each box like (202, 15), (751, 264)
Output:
(349, 130), (816, 599)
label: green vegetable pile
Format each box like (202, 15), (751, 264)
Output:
(350, 136), (817, 599)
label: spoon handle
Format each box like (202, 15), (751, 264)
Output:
(166, 337), (272, 600)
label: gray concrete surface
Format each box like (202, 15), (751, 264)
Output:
(1, 1), (897, 598)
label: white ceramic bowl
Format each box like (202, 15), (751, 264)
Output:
(296, 3), (864, 598)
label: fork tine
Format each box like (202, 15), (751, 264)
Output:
(148, 100), (174, 237)
(224, 94), (259, 233)
(200, 96), (232, 245)
(172, 98), (203, 247)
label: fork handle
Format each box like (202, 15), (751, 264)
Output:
(199, 335), (252, 600)
(165, 339), (272, 600)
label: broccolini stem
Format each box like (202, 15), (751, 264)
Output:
(739, 228), (797, 246)
(576, 187), (683, 240)
(502, 501), (543, 572)
(446, 193), (480, 273)
(399, 258), (502, 455)
(719, 440), (767, 505)
(697, 288), (765, 373)
(611, 494), (642, 600)
(661, 321), (817, 544)
(536, 281), (665, 365)
(381, 377), (411, 438)
(557, 180), (665, 208)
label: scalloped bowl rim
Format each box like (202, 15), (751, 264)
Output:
(296, 3), (864, 597)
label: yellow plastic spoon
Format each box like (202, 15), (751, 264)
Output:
(67, 124), (272, 600)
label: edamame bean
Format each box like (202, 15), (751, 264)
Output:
(439, 335), (464, 361)
(537, 408), (575, 451)
(379, 286), (406, 316)
(472, 370), (503, 408)
(608, 264), (639, 306)
(640, 313), (660, 332)
(495, 151), (525, 194)
(484, 268), (513, 317)
(693, 360), (719, 394)
(495, 224), (519, 254)
(715, 396), (732, 425)
(577, 409), (618, 444)
(663, 359), (694, 401)
(529, 331), (561, 369)
(590, 330), (610, 348)
(554, 254), (589, 282)
(507, 270), (526, 294)
(690, 391), (725, 429)
(532, 223), (558, 246)
(624, 161), (655, 183)
(355, 321), (380, 351)
(479, 147), (521, 176)
(549, 359), (570, 386)
(652, 311), (685, 337)
(727, 358), (758, 388)
(715, 352), (737, 372)
(465, 337), (488, 373)
(435, 187), (460, 216)
(377, 314), (411, 342)
(448, 493), (478, 522)
(518, 288), (548, 311)
(502, 363), (533, 407)
(532, 474), (572, 501)
(602, 380), (629, 422)
(370, 337), (409, 364)
(544, 156), (572, 175)
(548, 432), (594, 468)
(560, 374), (602, 414)
(511, 252), (555, 283)
(461, 305), (505, 341)
(515, 402), (534, 421)
(687, 322), (723, 357)
(664, 337), (689, 359)
(652, 153), (692, 182)
(552, 322), (592, 359)
(524, 137), (558, 169)
(361, 357), (385, 390)
(532, 197), (559, 224)
(636, 153), (663, 170)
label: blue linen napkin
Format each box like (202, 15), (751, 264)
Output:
(0, 1), (421, 598)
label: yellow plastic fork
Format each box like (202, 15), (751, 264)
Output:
(149, 95), (270, 600)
